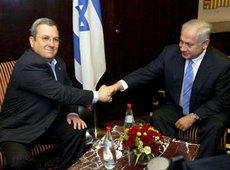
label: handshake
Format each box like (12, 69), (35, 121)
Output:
(97, 82), (124, 102)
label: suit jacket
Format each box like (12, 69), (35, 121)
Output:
(0, 49), (93, 143)
(123, 44), (230, 120)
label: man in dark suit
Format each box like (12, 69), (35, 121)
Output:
(109, 19), (230, 158)
(0, 18), (112, 169)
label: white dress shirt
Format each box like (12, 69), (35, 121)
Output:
(179, 50), (206, 107)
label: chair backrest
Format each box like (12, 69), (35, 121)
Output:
(0, 60), (16, 112)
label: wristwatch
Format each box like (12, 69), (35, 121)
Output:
(193, 114), (200, 120)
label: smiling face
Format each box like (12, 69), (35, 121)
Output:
(179, 26), (209, 60)
(29, 24), (59, 62)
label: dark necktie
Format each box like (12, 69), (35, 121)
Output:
(183, 60), (194, 115)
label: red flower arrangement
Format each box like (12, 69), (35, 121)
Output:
(121, 124), (164, 165)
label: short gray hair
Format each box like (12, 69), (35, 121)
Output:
(30, 18), (58, 39)
(181, 19), (212, 44)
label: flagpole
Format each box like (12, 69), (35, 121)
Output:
(92, 104), (98, 139)
(85, 104), (98, 145)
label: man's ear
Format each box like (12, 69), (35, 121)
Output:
(202, 39), (210, 49)
(29, 36), (34, 48)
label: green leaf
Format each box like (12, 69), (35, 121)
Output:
(123, 135), (129, 140)
(135, 153), (142, 166)
(135, 137), (140, 147)
(147, 154), (154, 161)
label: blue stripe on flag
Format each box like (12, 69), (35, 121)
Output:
(76, 0), (89, 32)
(91, 0), (102, 24)
(73, 32), (81, 64)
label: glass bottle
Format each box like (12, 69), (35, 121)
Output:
(103, 126), (116, 169)
(123, 103), (135, 130)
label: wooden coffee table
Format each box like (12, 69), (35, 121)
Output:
(69, 125), (199, 170)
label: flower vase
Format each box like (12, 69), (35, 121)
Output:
(137, 157), (149, 166)
(135, 152), (154, 166)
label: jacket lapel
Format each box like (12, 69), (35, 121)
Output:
(173, 52), (186, 105)
(190, 48), (212, 109)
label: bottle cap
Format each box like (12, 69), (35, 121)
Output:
(127, 103), (132, 108)
(106, 126), (112, 131)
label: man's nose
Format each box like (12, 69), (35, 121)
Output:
(180, 43), (187, 51)
(47, 39), (55, 46)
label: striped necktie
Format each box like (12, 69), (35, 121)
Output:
(183, 59), (194, 115)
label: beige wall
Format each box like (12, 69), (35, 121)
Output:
(198, 0), (230, 32)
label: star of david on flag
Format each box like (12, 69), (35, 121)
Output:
(73, 0), (106, 90)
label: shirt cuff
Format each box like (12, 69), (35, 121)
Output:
(67, 113), (79, 116)
(119, 80), (128, 91)
(92, 91), (98, 103)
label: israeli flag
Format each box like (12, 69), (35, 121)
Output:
(73, 0), (106, 90)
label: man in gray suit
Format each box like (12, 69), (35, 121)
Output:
(0, 18), (112, 169)
(109, 19), (230, 158)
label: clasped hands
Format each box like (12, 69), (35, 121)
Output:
(97, 82), (123, 102)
